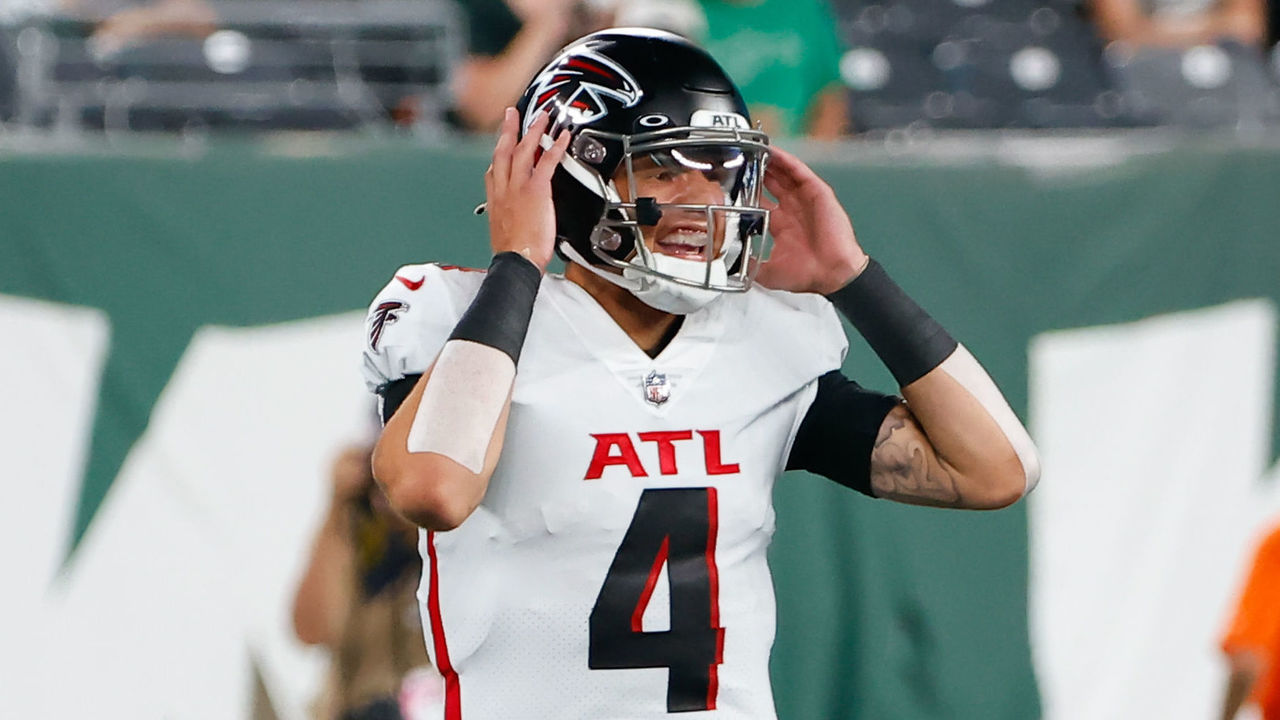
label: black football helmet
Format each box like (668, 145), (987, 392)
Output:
(515, 28), (771, 304)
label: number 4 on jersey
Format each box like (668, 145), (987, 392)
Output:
(589, 487), (724, 713)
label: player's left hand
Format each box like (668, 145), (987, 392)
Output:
(755, 147), (870, 295)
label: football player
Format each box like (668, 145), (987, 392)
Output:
(362, 28), (1040, 719)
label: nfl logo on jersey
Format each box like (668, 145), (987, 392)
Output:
(643, 370), (670, 406)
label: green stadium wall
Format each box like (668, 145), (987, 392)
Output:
(3, 137), (1279, 719)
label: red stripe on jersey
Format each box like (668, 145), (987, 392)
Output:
(706, 488), (723, 710)
(426, 531), (462, 719)
(631, 536), (670, 633)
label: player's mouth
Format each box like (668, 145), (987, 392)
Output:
(655, 226), (711, 259)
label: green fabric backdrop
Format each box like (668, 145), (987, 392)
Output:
(4, 137), (1279, 719)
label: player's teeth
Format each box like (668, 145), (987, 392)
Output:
(665, 232), (707, 248)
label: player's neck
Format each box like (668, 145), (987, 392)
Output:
(564, 262), (682, 359)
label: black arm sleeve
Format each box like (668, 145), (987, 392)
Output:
(378, 374), (423, 425)
(785, 370), (902, 497)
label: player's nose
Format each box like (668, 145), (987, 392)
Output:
(669, 172), (724, 204)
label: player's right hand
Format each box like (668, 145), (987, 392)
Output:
(485, 107), (571, 272)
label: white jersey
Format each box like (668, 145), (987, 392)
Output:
(362, 264), (848, 720)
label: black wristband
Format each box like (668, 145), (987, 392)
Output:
(827, 258), (957, 387)
(447, 252), (542, 363)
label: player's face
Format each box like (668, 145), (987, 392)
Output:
(616, 148), (746, 261)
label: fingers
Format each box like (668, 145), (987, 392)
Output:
(490, 107), (519, 187)
(534, 129), (571, 182)
(752, 257), (787, 291)
(763, 148), (800, 193)
(767, 146), (816, 181)
(768, 205), (799, 232)
(765, 146), (829, 199)
(762, 171), (789, 201)
(512, 110), (552, 180)
(490, 108), (567, 200)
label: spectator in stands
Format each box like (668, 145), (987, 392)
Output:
(1219, 518), (1280, 720)
(450, 0), (612, 132)
(696, 0), (850, 138)
(293, 444), (438, 720)
(56, 0), (216, 58)
(1091, 0), (1267, 49)
(1090, 0), (1274, 127)
(448, 0), (801, 134)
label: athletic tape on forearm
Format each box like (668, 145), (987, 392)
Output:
(407, 340), (514, 474)
(448, 251), (542, 363)
(938, 345), (1042, 494)
(827, 258), (957, 387)
(406, 252), (540, 473)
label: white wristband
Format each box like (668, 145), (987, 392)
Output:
(407, 339), (515, 474)
(939, 344), (1042, 495)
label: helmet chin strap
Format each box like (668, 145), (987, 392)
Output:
(559, 240), (646, 293)
(559, 240), (728, 315)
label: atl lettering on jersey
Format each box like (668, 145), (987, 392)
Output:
(585, 430), (741, 479)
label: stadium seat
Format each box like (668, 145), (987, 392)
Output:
(5, 0), (462, 133)
(1104, 41), (1280, 129)
(962, 20), (1126, 127)
(0, 26), (15, 122)
(834, 0), (1139, 130)
(841, 35), (950, 130)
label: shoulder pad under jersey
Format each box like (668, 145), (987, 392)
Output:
(360, 263), (486, 393)
(740, 286), (848, 377)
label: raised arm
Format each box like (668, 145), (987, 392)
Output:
(450, 0), (585, 132)
(759, 147), (1039, 509)
(372, 109), (569, 529)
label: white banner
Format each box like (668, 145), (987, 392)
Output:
(1, 295), (373, 720)
(1030, 300), (1280, 720)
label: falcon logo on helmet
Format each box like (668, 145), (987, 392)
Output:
(368, 300), (407, 351)
(523, 42), (643, 131)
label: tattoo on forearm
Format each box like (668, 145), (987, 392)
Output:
(870, 407), (962, 506)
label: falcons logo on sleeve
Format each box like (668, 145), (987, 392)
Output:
(368, 300), (407, 351)
(524, 43), (643, 131)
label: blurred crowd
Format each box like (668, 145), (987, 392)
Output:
(0, 0), (1277, 136)
(293, 443), (441, 720)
